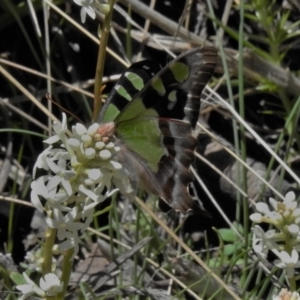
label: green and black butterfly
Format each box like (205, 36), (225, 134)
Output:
(97, 47), (217, 214)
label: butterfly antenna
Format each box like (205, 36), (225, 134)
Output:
(171, 0), (192, 52)
(46, 93), (83, 124)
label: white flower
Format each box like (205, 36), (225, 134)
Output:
(57, 231), (80, 255)
(23, 249), (56, 272)
(32, 146), (52, 178)
(252, 225), (279, 254)
(253, 202), (282, 221)
(39, 273), (63, 296)
(46, 157), (75, 195)
(270, 191), (297, 212)
(31, 176), (72, 213)
(31, 114), (128, 258)
(44, 113), (68, 145)
(46, 208), (84, 240)
(274, 249), (300, 278)
(73, 0), (96, 23)
(16, 272), (44, 300)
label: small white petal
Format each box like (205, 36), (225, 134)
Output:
(270, 211), (282, 220)
(53, 122), (62, 135)
(105, 142), (115, 149)
(291, 292), (300, 300)
(64, 170), (77, 179)
(57, 239), (73, 252)
(114, 146), (121, 152)
(44, 135), (60, 144)
(109, 160), (122, 170)
(61, 178), (73, 195)
(73, 0), (83, 5)
(99, 149), (111, 160)
(287, 202), (297, 210)
(256, 202), (269, 214)
(47, 176), (61, 190)
(85, 6), (96, 19)
(88, 123), (99, 136)
(80, 7), (87, 23)
(95, 141), (105, 149)
(85, 148), (96, 159)
(250, 213), (263, 223)
(30, 190), (45, 213)
(61, 113), (67, 129)
(81, 134), (92, 146)
(269, 198), (278, 210)
(285, 191), (296, 203)
(288, 224), (299, 234)
(84, 178), (94, 186)
(75, 123), (87, 136)
(68, 138), (80, 149)
(293, 208), (300, 217)
(291, 249), (299, 262)
(79, 184), (98, 201)
(88, 169), (101, 181)
(46, 158), (61, 174)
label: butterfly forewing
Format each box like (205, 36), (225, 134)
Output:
(98, 61), (161, 123)
(98, 47), (218, 214)
(116, 47), (217, 126)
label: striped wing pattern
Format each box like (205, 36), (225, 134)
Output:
(98, 47), (217, 214)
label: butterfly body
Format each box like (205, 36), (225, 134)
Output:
(97, 47), (217, 214)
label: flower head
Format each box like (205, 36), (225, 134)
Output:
(274, 249), (300, 278)
(31, 114), (128, 256)
(16, 272), (44, 300)
(39, 273), (63, 296)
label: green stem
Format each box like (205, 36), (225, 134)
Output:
(92, 0), (116, 122)
(42, 227), (56, 275)
(57, 248), (74, 299)
(288, 277), (296, 292)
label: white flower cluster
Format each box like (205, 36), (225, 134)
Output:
(250, 191), (300, 278)
(16, 272), (63, 300)
(31, 113), (129, 255)
(73, 0), (110, 23)
(273, 288), (300, 300)
(22, 248), (56, 272)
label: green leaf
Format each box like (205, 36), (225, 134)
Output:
(10, 272), (25, 285)
(218, 228), (237, 243)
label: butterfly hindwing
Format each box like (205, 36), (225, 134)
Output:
(99, 47), (218, 214)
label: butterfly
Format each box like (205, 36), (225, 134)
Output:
(97, 47), (217, 214)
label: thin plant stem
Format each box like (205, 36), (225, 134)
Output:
(56, 248), (74, 300)
(237, 0), (249, 290)
(92, 0), (116, 122)
(42, 227), (57, 275)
